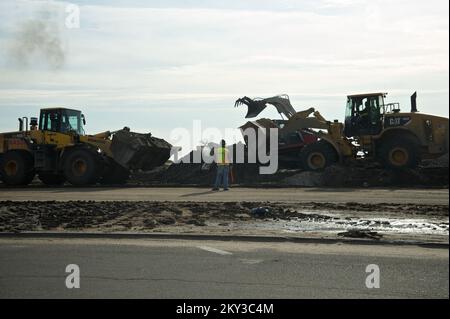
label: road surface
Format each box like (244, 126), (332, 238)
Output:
(0, 187), (448, 204)
(0, 237), (447, 298)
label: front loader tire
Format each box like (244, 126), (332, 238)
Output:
(0, 151), (35, 186)
(300, 140), (338, 171)
(377, 136), (420, 169)
(63, 149), (100, 186)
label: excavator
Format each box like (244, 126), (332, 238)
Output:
(235, 92), (449, 170)
(0, 107), (172, 186)
(235, 95), (323, 166)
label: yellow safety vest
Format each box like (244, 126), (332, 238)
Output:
(216, 147), (230, 165)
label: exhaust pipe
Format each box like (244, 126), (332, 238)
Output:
(17, 117), (28, 131)
(410, 91), (418, 113)
(18, 118), (23, 131)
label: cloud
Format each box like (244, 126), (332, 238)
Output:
(0, 0), (448, 137)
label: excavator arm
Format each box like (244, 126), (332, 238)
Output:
(235, 95), (297, 119)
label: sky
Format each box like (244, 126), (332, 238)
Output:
(0, 0), (448, 153)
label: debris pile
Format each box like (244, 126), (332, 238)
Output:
(282, 164), (449, 187)
(0, 200), (317, 232)
(0, 201), (447, 242)
(421, 153), (449, 168)
(131, 144), (298, 187)
(130, 154), (449, 188)
(160, 163), (298, 186)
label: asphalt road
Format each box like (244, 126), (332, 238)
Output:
(0, 187), (448, 205)
(0, 238), (447, 298)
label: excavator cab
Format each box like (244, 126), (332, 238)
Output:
(39, 108), (85, 135)
(344, 93), (385, 137)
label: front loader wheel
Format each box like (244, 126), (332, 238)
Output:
(39, 173), (66, 186)
(63, 149), (100, 186)
(0, 151), (35, 186)
(300, 140), (338, 171)
(377, 136), (419, 169)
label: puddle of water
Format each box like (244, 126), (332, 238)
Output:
(278, 218), (449, 235)
(211, 212), (449, 236)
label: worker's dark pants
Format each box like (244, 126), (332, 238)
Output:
(214, 165), (229, 189)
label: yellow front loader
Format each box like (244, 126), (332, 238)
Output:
(327, 91), (449, 170)
(235, 92), (449, 170)
(0, 108), (171, 186)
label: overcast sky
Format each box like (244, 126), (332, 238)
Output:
(0, 0), (448, 151)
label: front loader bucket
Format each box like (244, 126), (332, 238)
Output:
(110, 130), (172, 171)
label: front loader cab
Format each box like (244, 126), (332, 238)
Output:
(39, 108), (85, 135)
(344, 93), (386, 137)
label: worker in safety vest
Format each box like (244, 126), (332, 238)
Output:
(212, 139), (230, 191)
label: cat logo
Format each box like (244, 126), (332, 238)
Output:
(386, 116), (411, 127)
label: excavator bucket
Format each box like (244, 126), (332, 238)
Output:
(235, 95), (297, 119)
(110, 129), (172, 171)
